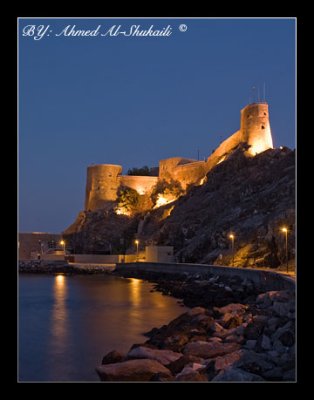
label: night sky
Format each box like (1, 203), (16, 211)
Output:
(18, 18), (295, 233)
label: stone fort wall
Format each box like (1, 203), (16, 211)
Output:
(119, 175), (158, 195)
(240, 103), (273, 155)
(160, 158), (207, 190)
(84, 102), (273, 211)
(85, 164), (122, 210)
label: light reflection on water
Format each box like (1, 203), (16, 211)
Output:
(128, 278), (141, 307)
(19, 274), (187, 382)
(50, 275), (68, 358)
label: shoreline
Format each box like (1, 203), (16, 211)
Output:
(18, 261), (295, 382)
(96, 269), (295, 382)
(18, 260), (113, 275)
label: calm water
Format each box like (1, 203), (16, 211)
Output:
(19, 274), (187, 382)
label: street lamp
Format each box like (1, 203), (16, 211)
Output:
(135, 240), (139, 261)
(229, 234), (235, 267)
(60, 240), (66, 255)
(281, 227), (288, 273)
(38, 240), (43, 255)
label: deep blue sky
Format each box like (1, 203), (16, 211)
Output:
(19, 18), (295, 233)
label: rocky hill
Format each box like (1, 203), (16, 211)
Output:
(63, 146), (295, 268)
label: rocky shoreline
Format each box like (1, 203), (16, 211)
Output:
(96, 271), (295, 382)
(19, 260), (111, 274)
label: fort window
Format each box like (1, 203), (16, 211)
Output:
(264, 112), (267, 116)
(261, 125), (265, 129)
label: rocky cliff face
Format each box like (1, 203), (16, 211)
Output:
(63, 146), (295, 268)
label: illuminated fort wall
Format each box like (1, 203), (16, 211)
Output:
(84, 102), (274, 211)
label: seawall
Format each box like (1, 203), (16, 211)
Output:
(115, 262), (295, 291)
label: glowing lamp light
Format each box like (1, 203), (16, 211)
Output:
(281, 227), (289, 273)
(60, 240), (66, 254)
(135, 240), (139, 261)
(229, 233), (235, 267)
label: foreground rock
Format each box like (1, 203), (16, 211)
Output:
(96, 359), (173, 382)
(127, 346), (181, 366)
(183, 341), (240, 359)
(212, 367), (265, 381)
(96, 286), (295, 382)
(102, 350), (125, 365)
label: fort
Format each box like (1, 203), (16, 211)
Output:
(85, 102), (273, 212)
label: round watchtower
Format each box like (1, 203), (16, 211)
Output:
(85, 164), (122, 211)
(240, 103), (273, 155)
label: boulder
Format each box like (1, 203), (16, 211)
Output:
(214, 303), (247, 315)
(219, 311), (244, 329)
(210, 322), (229, 338)
(244, 340), (257, 350)
(256, 292), (274, 307)
(244, 319), (266, 340)
(279, 330), (294, 347)
(187, 307), (207, 317)
(272, 301), (292, 317)
(272, 321), (293, 343)
(102, 350), (125, 365)
(269, 291), (293, 302)
(175, 369), (208, 381)
(267, 317), (280, 332)
(127, 346), (182, 366)
(214, 349), (243, 371)
(198, 316), (214, 330)
(224, 334), (244, 344)
(256, 291), (292, 307)
(273, 339), (286, 353)
(208, 336), (222, 343)
(260, 335), (272, 351)
(163, 334), (190, 352)
(96, 359), (172, 382)
(232, 349), (274, 374)
(183, 340), (240, 359)
(212, 367), (264, 381)
(167, 354), (203, 375)
(267, 350), (279, 359)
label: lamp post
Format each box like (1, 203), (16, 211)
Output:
(135, 240), (139, 261)
(229, 234), (235, 267)
(38, 240), (43, 255)
(60, 240), (66, 256)
(281, 227), (288, 273)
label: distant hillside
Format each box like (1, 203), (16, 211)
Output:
(63, 146), (295, 268)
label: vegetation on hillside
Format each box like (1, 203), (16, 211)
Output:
(127, 166), (157, 176)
